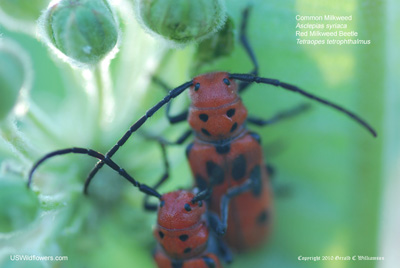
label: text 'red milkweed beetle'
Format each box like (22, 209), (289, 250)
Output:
(78, 8), (377, 252)
(27, 144), (228, 268)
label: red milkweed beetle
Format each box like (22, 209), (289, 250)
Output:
(27, 144), (228, 268)
(152, 190), (224, 268)
(79, 8), (377, 251)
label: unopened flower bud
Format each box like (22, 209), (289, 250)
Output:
(194, 16), (234, 70)
(42, 0), (119, 65)
(136, 0), (227, 45)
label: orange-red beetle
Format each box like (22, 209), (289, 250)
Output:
(185, 72), (272, 251)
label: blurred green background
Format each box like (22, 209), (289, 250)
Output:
(0, 0), (399, 268)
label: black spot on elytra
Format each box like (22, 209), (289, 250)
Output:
(215, 143), (230, 154)
(171, 260), (183, 268)
(249, 132), (261, 144)
(196, 175), (208, 191)
(226, 108), (235, 117)
(201, 128), (211, 136)
(206, 161), (224, 185)
(159, 231), (164, 239)
(250, 165), (262, 197)
(232, 154), (247, 181)
(183, 247), (192, 254)
(179, 234), (189, 241)
(194, 83), (200, 91)
(199, 114), (209, 122)
(184, 204), (191, 211)
(230, 122), (238, 133)
(203, 256), (216, 268)
(186, 143), (194, 158)
(257, 210), (269, 225)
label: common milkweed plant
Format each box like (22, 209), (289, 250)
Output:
(0, 0), (397, 268)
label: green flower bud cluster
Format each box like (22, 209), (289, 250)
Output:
(41, 0), (119, 66)
(135, 0), (227, 45)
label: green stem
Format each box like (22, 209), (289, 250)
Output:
(0, 119), (36, 164)
(25, 103), (63, 145)
(94, 65), (104, 128)
(91, 62), (115, 148)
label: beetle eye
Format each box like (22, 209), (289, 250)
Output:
(194, 83), (200, 91)
(223, 78), (230, 85)
(184, 203), (192, 211)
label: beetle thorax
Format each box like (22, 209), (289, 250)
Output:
(188, 72), (248, 141)
(155, 191), (208, 260)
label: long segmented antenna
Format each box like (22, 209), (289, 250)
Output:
(229, 73), (377, 137)
(83, 80), (193, 194)
(239, 7), (259, 77)
(27, 147), (161, 198)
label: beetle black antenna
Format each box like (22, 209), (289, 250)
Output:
(83, 80), (193, 194)
(191, 188), (212, 203)
(240, 6), (259, 77)
(229, 73), (377, 137)
(27, 147), (161, 199)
